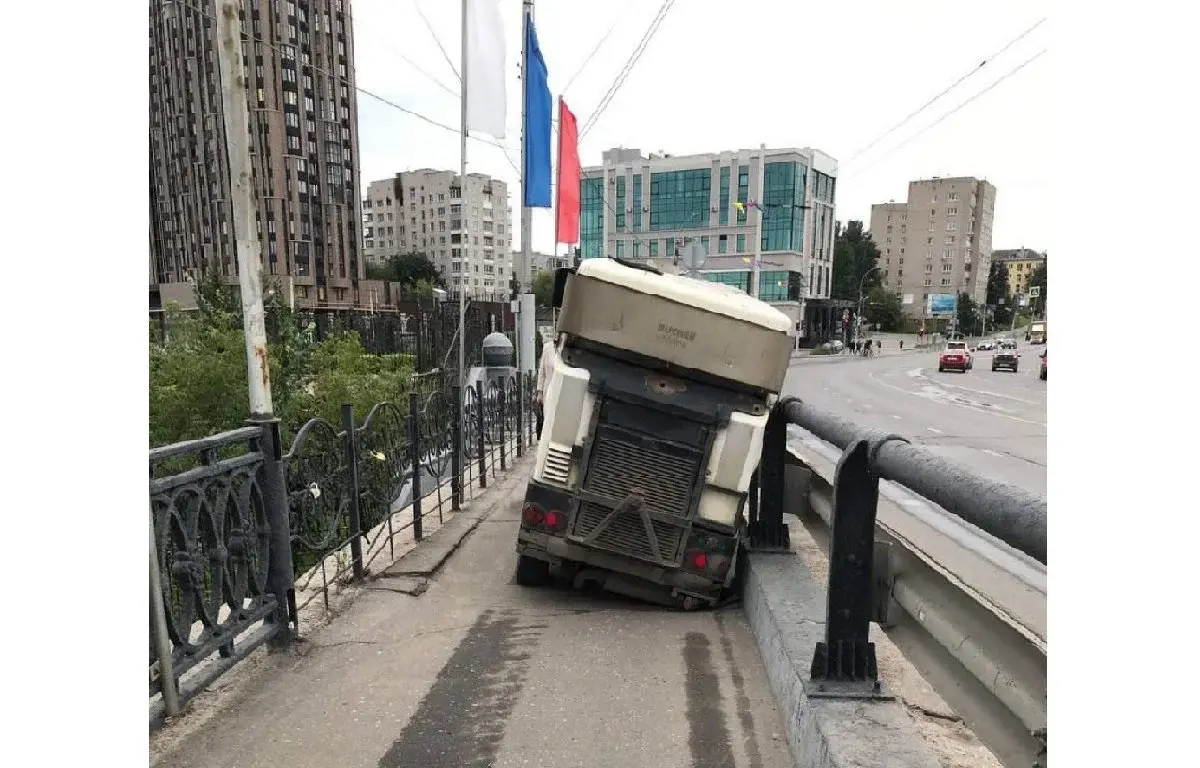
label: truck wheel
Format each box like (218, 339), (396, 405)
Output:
(515, 555), (550, 587)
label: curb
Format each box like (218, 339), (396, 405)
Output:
(742, 544), (942, 768)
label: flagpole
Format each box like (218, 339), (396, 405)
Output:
(458, 0), (469, 397)
(553, 95), (562, 262)
(520, 0), (535, 333)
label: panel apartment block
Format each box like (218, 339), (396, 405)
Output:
(149, 0), (364, 309)
(869, 176), (996, 317)
(362, 170), (513, 301)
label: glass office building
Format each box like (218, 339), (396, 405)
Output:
(579, 146), (838, 336)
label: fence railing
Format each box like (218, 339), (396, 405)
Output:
(747, 396), (1047, 768)
(149, 371), (537, 727)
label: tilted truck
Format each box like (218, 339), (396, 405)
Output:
(514, 258), (794, 609)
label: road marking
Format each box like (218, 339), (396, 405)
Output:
(926, 426), (943, 434)
(891, 414), (903, 420)
(926, 377), (1043, 405)
(907, 368), (923, 378)
(982, 449), (1004, 458)
(867, 369), (1047, 428)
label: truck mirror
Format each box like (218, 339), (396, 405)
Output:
(552, 267), (575, 308)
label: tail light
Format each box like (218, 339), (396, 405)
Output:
(522, 502), (545, 528)
(682, 532), (734, 579)
(522, 502), (568, 533)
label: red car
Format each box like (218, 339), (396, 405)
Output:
(938, 341), (972, 373)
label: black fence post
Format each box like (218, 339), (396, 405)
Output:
(340, 404), (365, 581)
(515, 376), (524, 458)
(408, 392), (424, 541)
(497, 384), (508, 471)
(809, 438), (885, 696)
(475, 380), (487, 489)
(751, 402), (791, 552)
(255, 418), (296, 645)
(451, 384), (463, 511)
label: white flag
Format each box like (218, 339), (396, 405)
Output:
(465, 0), (507, 139)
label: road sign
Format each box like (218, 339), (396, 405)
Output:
(926, 293), (957, 318)
(1028, 286), (1041, 298)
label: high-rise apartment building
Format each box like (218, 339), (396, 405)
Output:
(511, 249), (563, 289)
(580, 146), (838, 334)
(149, 0), (364, 309)
(362, 170), (513, 300)
(869, 177), (997, 316)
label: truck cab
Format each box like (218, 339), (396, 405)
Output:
(515, 258), (793, 609)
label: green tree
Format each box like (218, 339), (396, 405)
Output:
(831, 221), (883, 301)
(1029, 261), (1047, 315)
(955, 292), (979, 335)
(365, 252), (445, 290)
(863, 286), (904, 331)
(985, 261), (1013, 327)
(532, 269), (554, 308)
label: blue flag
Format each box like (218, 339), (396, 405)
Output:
(523, 17), (552, 208)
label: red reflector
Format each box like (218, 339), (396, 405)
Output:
(544, 510), (562, 530)
(690, 551), (708, 569)
(522, 503), (544, 526)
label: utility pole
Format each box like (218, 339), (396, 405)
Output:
(458, 0), (470, 395)
(750, 147), (766, 299)
(519, 0), (535, 367)
(214, 0), (272, 420)
(214, 0), (293, 646)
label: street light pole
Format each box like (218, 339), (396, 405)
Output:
(855, 265), (880, 348)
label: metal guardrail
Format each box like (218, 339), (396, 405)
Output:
(149, 373), (537, 728)
(748, 396), (1047, 768)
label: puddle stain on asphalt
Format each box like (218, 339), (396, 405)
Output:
(377, 608), (546, 768)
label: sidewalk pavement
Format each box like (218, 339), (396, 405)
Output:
(151, 455), (794, 768)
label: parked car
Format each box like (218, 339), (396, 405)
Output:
(992, 348), (1019, 372)
(976, 339), (996, 351)
(1039, 349), (1047, 381)
(938, 341), (972, 373)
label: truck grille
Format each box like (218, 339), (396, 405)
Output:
(573, 503), (687, 563)
(573, 424), (703, 564)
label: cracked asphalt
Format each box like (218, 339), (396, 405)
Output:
(785, 341), (1047, 494)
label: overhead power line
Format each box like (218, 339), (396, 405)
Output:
(561, 0), (639, 97)
(841, 48), (1049, 181)
(579, 0), (676, 141)
(412, 0), (460, 81)
(165, 0), (517, 158)
(843, 17), (1047, 167)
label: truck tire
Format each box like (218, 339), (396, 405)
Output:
(515, 554), (551, 586)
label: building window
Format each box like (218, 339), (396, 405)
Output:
(615, 176), (626, 230)
(704, 270), (751, 294)
(580, 177), (604, 258)
(649, 240), (659, 257)
(648, 169), (711, 230)
(736, 234), (746, 253)
(761, 162), (805, 252)
(758, 270), (801, 302)
(736, 166), (749, 224)
(718, 234), (728, 254)
(615, 241), (625, 258)
(719, 167), (730, 226)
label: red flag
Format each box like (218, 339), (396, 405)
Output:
(555, 98), (581, 244)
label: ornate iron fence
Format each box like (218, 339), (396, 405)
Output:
(150, 371), (537, 726)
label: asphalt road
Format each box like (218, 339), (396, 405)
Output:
(783, 344), (1047, 495)
(153, 461), (793, 768)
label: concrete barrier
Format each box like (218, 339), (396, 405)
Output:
(742, 547), (942, 768)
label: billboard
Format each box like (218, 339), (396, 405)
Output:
(926, 293), (958, 317)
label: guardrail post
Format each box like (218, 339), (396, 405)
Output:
(451, 385), (462, 511)
(340, 404), (365, 581)
(497, 384), (508, 471)
(750, 401), (791, 552)
(515, 376), (524, 458)
(809, 438), (886, 697)
(149, 504), (180, 717)
(475, 381), (487, 489)
(408, 392), (424, 541)
(255, 418), (296, 645)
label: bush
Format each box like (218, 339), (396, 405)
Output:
(151, 294), (422, 449)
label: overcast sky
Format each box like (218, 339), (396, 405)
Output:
(351, 0), (1051, 258)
